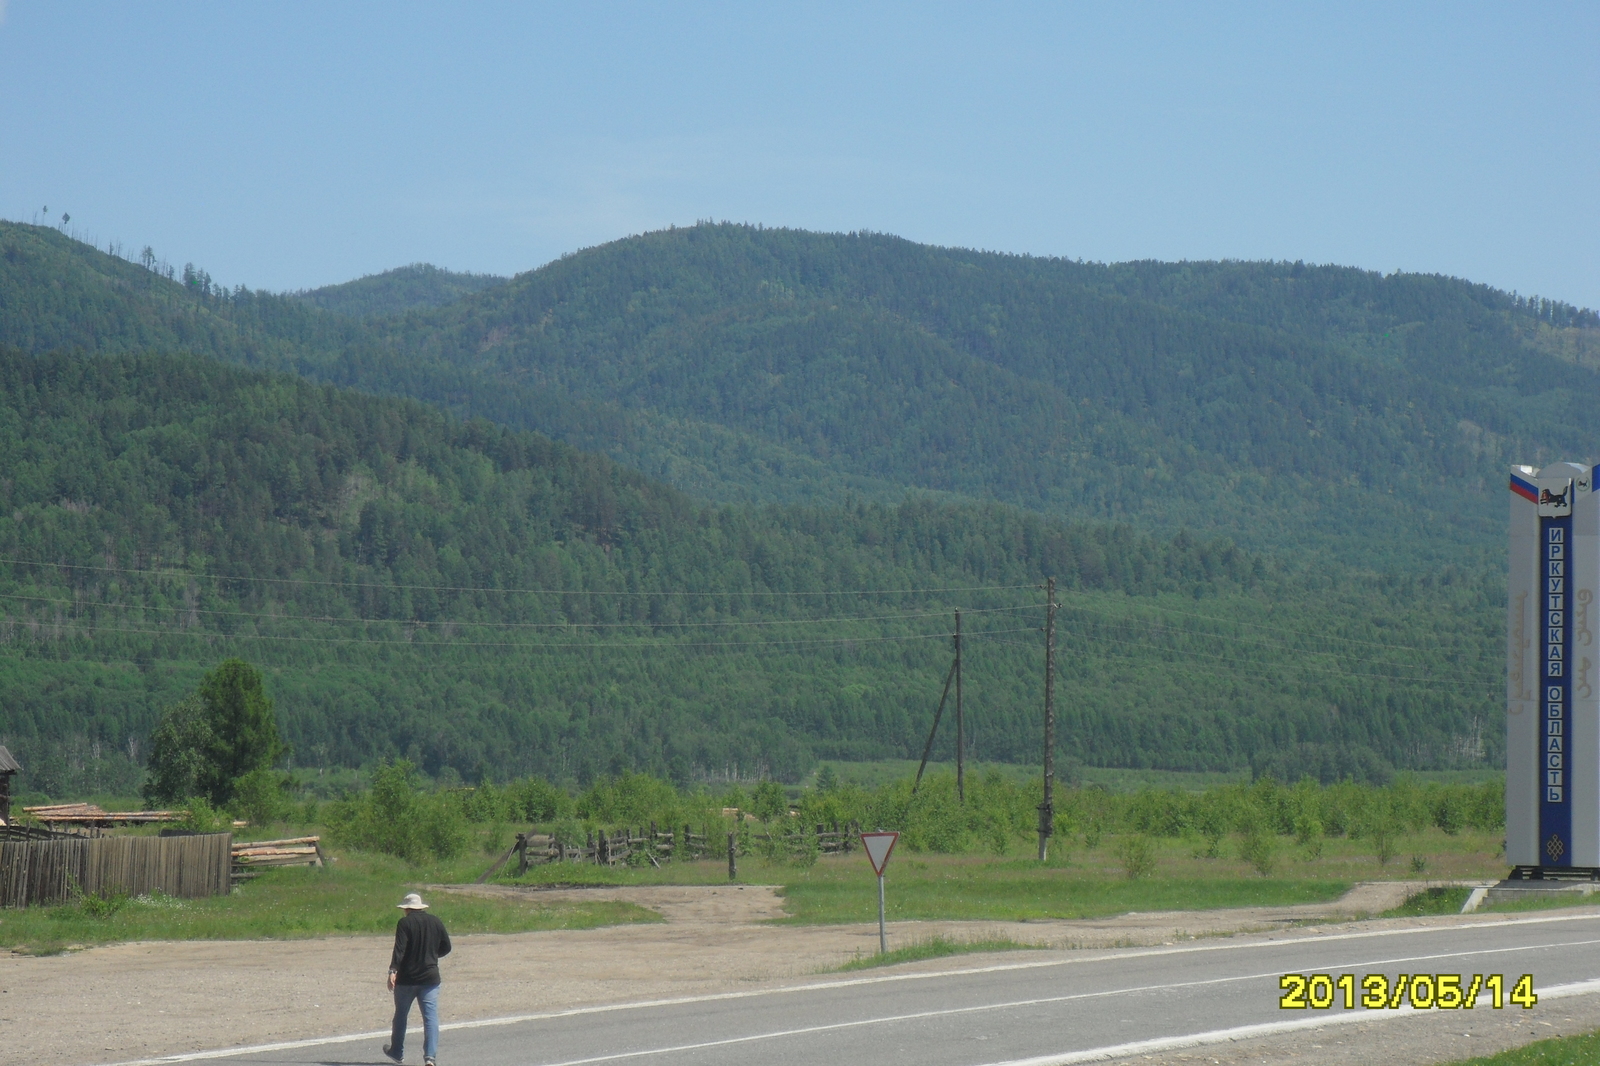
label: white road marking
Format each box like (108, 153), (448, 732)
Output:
(973, 977), (1600, 1066)
(468, 962), (1600, 1066)
(87, 910), (1600, 1066)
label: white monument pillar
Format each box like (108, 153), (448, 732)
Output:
(1508, 462), (1599, 874)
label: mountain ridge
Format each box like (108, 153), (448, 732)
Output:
(8, 219), (1595, 575)
(0, 220), (1527, 790)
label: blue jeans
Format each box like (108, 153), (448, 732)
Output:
(391, 983), (440, 1061)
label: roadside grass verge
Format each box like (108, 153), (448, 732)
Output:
(776, 867), (1351, 924)
(1484, 892), (1600, 914)
(1440, 1029), (1600, 1065)
(1383, 885), (1474, 917)
(0, 845), (659, 955)
(832, 936), (1036, 972)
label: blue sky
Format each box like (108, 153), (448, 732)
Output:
(1, 2), (1594, 304)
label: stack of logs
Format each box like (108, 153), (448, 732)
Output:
(231, 836), (326, 883)
(24, 804), (182, 828)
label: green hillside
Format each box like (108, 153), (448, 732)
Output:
(379, 224), (1600, 567)
(4, 220), (1594, 571)
(0, 348), (1497, 795)
(294, 263), (509, 319)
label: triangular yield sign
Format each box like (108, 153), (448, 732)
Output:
(861, 831), (898, 875)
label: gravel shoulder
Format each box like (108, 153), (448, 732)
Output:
(0, 880), (1570, 1066)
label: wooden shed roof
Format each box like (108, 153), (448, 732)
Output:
(0, 746), (20, 774)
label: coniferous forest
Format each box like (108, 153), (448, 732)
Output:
(1, 219), (1591, 795)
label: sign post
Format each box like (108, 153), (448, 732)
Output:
(860, 831), (899, 954)
(1508, 462), (1600, 877)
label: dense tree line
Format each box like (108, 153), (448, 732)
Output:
(0, 349), (1497, 796)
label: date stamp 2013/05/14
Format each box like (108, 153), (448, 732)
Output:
(1280, 974), (1537, 1010)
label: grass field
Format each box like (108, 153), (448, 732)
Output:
(0, 844), (659, 955)
(496, 825), (1508, 923)
(1441, 1030), (1600, 1065)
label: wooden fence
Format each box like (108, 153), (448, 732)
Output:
(0, 833), (233, 907)
(490, 819), (861, 878)
(496, 822), (714, 875)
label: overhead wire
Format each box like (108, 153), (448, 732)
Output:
(0, 556), (1037, 599)
(1059, 595), (1447, 653)
(1056, 604), (1489, 672)
(0, 591), (1038, 630)
(966, 631), (1499, 691)
(11, 620), (961, 652)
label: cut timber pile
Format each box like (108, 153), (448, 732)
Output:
(230, 837), (324, 882)
(24, 803), (182, 826)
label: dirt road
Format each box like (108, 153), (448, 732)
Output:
(1, 881), (1581, 1066)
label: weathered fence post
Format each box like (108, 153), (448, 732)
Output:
(727, 831), (737, 881)
(515, 833), (529, 876)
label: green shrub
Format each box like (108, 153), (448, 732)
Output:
(77, 892), (129, 919)
(550, 818), (586, 852)
(510, 777), (568, 822)
(1432, 790), (1466, 835)
(1238, 824), (1278, 876)
(1117, 834), (1156, 879)
(330, 760), (469, 864)
(230, 768), (293, 827)
(750, 781), (789, 823)
(178, 796), (231, 833)
(1356, 794), (1401, 866)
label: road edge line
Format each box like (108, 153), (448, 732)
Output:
(972, 977), (1600, 1066)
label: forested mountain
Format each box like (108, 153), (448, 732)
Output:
(0, 348), (1497, 795)
(3, 220), (1595, 571)
(378, 225), (1600, 568)
(294, 263), (509, 319)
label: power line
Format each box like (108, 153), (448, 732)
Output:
(3, 620), (959, 652)
(0, 591), (1038, 630)
(0, 557), (1038, 599)
(967, 632), (1498, 692)
(1058, 604), (1491, 672)
(1062, 596), (1451, 654)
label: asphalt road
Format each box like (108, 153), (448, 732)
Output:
(118, 912), (1600, 1066)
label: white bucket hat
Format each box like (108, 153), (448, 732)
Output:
(397, 892), (428, 910)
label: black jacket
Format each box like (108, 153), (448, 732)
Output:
(390, 909), (452, 986)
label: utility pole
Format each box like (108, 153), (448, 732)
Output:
(1038, 576), (1056, 861)
(955, 607), (964, 804)
(913, 659), (957, 794)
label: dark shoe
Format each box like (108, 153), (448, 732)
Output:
(382, 1045), (403, 1064)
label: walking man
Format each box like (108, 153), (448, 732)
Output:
(383, 892), (452, 1066)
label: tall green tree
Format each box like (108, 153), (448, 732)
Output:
(196, 659), (285, 805)
(141, 695), (212, 805)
